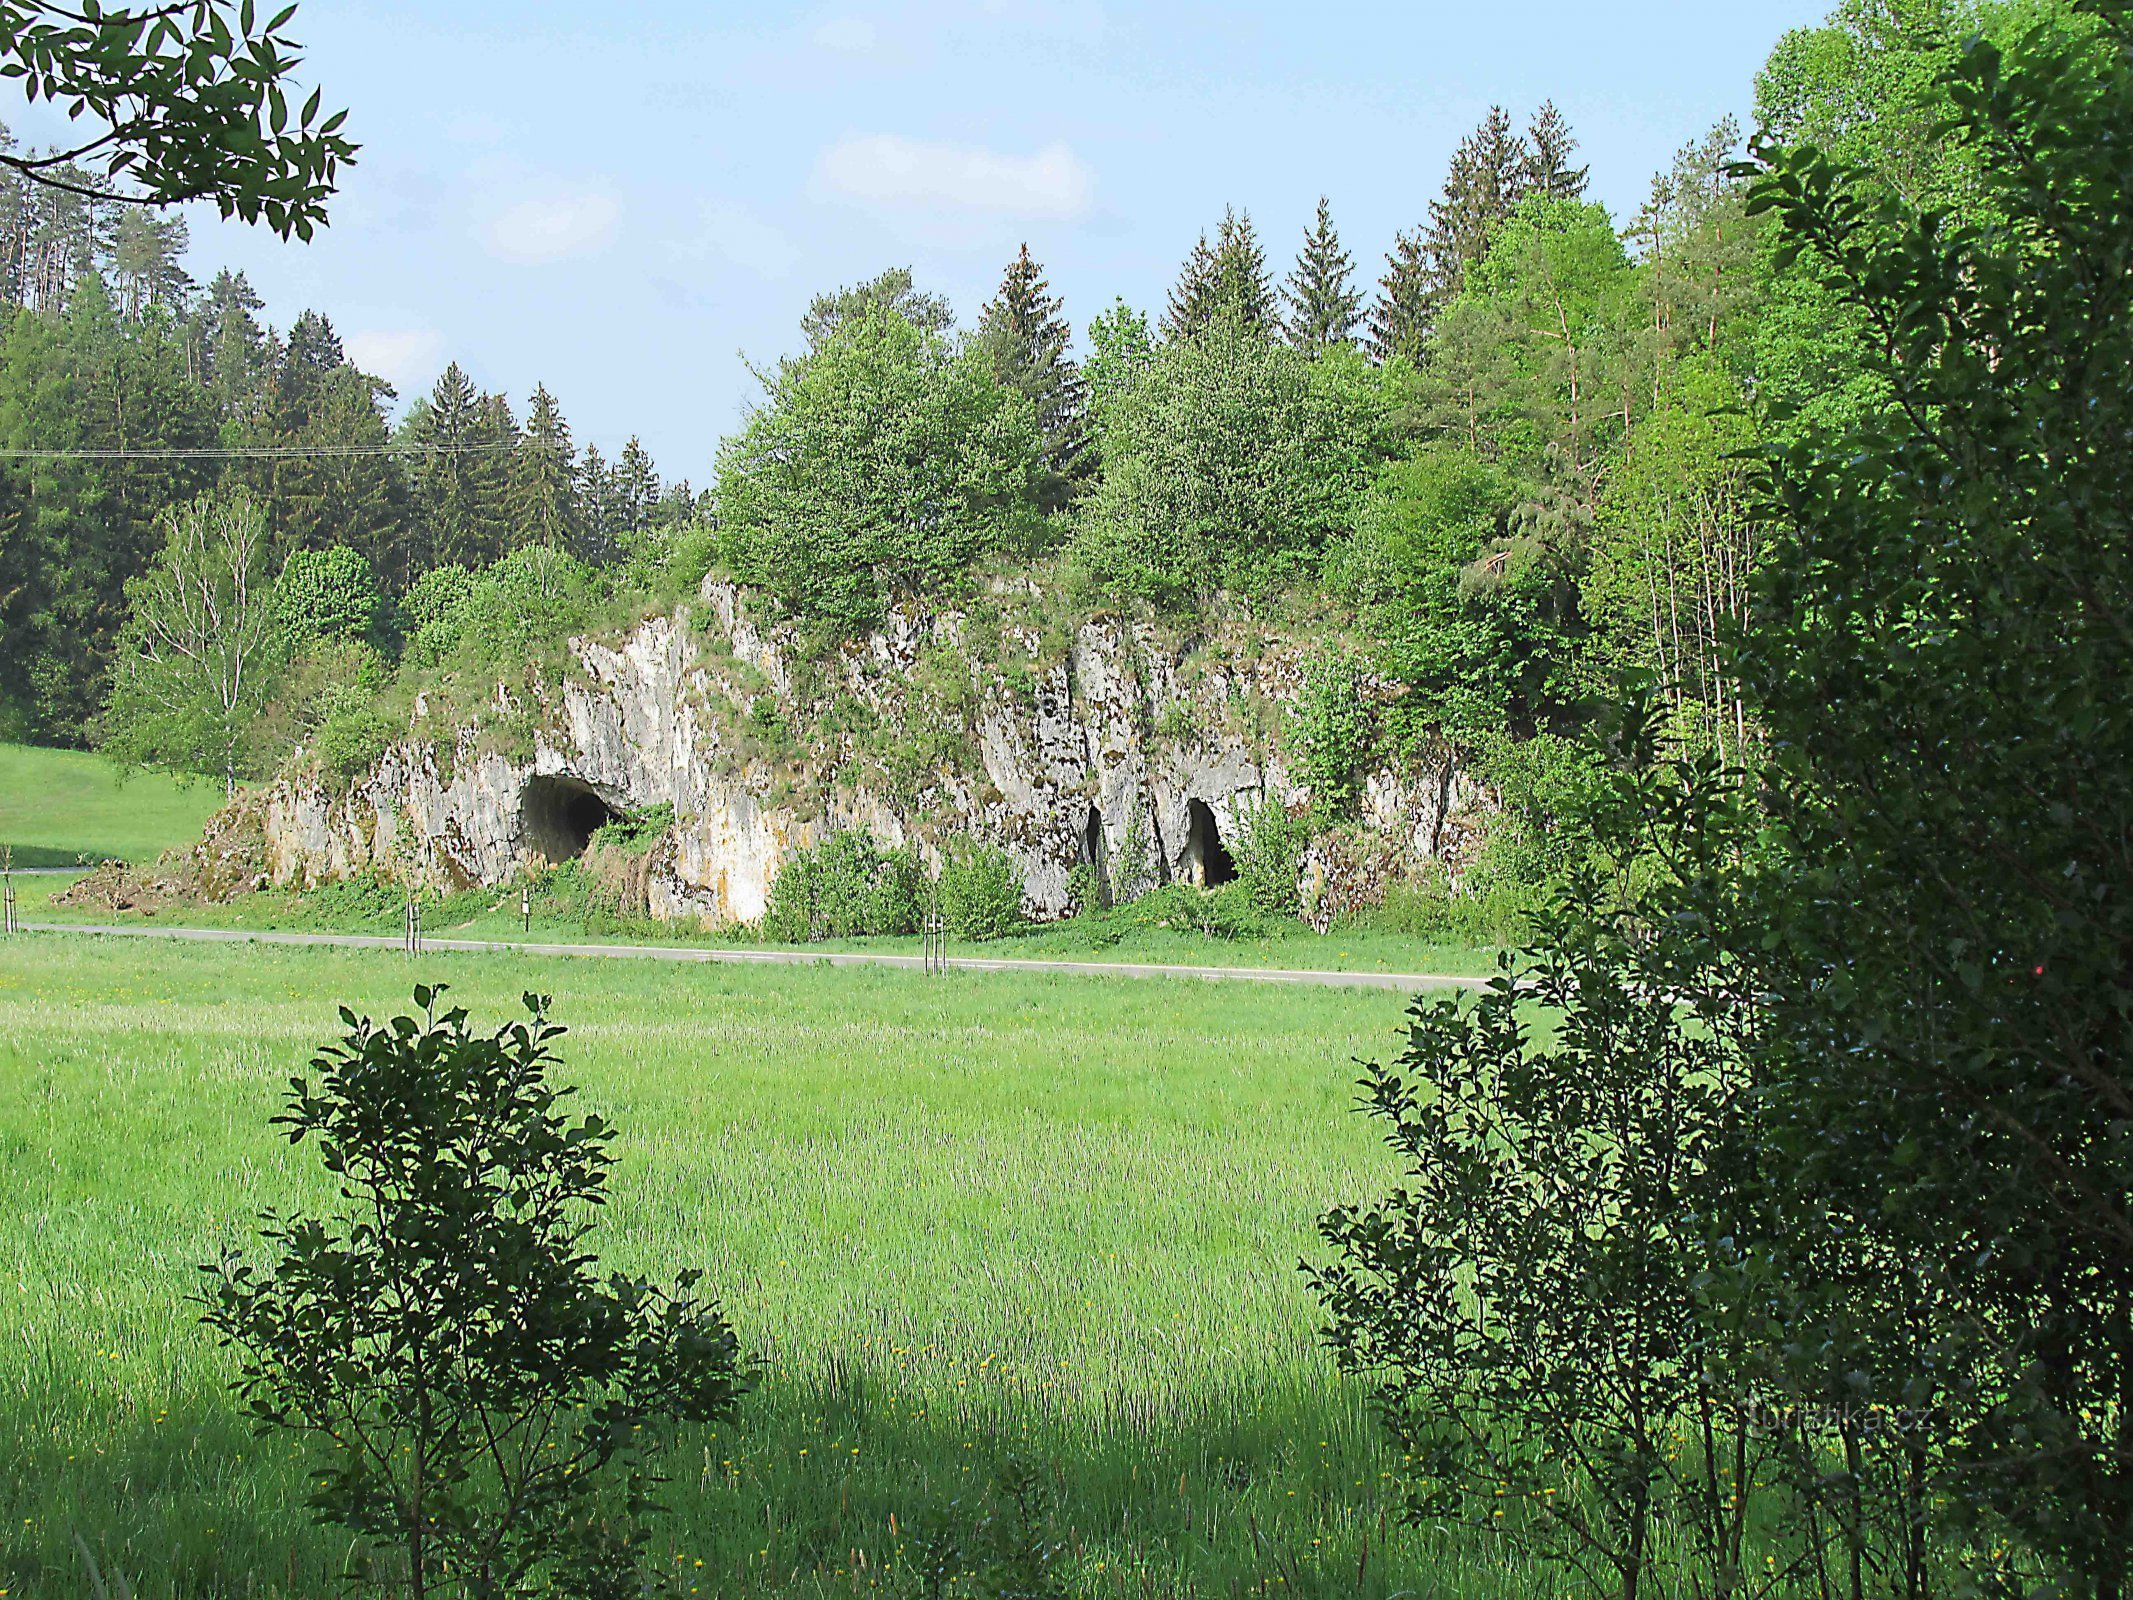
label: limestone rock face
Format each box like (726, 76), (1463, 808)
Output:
(257, 581), (1483, 925)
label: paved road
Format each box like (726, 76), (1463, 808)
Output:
(19, 920), (1484, 993)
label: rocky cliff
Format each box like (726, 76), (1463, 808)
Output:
(255, 579), (1483, 926)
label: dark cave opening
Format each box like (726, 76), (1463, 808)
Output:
(1184, 798), (1236, 888)
(1077, 804), (1111, 909)
(520, 775), (621, 863)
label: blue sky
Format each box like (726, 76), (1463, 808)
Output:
(7, 0), (1832, 483)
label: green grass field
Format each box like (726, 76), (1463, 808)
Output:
(0, 933), (1531, 1598)
(0, 743), (226, 868)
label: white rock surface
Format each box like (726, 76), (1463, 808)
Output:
(260, 581), (1483, 925)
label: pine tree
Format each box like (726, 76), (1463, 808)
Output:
(506, 384), (580, 553)
(976, 243), (1089, 506)
(1423, 106), (1529, 308)
(576, 442), (620, 562)
(1282, 196), (1363, 351)
(1162, 230), (1222, 341)
(408, 363), (506, 570)
(1367, 229), (1433, 363)
(1165, 209), (1275, 340)
(1523, 101), (1590, 201)
(109, 210), (192, 320)
(613, 436), (660, 547)
(1211, 207), (1275, 334)
(198, 269), (270, 425)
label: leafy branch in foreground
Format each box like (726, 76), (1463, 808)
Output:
(201, 985), (747, 1599)
(0, 0), (355, 237)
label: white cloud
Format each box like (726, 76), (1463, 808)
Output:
(813, 135), (1094, 221)
(344, 328), (443, 394)
(808, 14), (880, 52)
(480, 192), (621, 263)
(673, 202), (801, 282)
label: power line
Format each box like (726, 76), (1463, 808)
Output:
(0, 442), (517, 461)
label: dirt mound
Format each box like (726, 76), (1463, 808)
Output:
(55, 792), (270, 913)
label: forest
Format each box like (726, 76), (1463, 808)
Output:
(0, 0), (1956, 922)
(2, 0), (2131, 1595)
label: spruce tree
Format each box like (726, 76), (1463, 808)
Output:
(1162, 230), (1222, 341)
(577, 442), (619, 562)
(1523, 101), (1590, 201)
(198, 269), (270, 425)
(1367, 229), (1433, 363)
(238, 309), (404, 570)
(1211, 206), (1275, 334)
(506, 384), (580, 553)
(409, 363), (501, 570)
(1423, 106), (1529, 308)
(1166, 209), (1275, 341)
(613, 437), (660, 550)
(1282, 196), (1363, 351)
(977, 242), (1089, 507)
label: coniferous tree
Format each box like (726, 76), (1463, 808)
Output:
(505, 384), (580, 553)
(408, 363), (513, 570)
(1367, 229), (1433, 363)
(1424, 106), (1529, 308)
(1162, 229), (1222, 341)
(196, 269), (271, 425)
(576, 441), (620, 562)
(236, 310), (404, 571)
(1283, 196), (1363, 351)
(977, 243), (1089, 506)
(1166, 209), (1275, 340)
(612, 436), (660, 553)
(1523, 101), (1590, 201)
(109, 209), (191, 320)
(1211, 207), (1275, 334)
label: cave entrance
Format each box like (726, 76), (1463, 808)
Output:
(520, 775), (621, 863)
(1076, 804), (1111, 910)
(1183, 799), (1236, 888)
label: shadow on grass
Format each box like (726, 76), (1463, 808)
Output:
(3, 1358), (1534, 1599)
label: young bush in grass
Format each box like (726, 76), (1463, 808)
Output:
(761, 829), (924, 942)
(939, 844), (1025, 942)
(200, 985), (748, 1599)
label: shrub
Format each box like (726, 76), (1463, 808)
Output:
(201, 986), (747, 1596)
(939, 844), (1025, 941)
(393, 563), (477, 664)
(273, 545), (381, 648)
(1289, 648), (1374, 821)
(761, 828), (923, 942)
(1104, 881), (1268, 942)
(313, 704), (393, 786)
(1230, 795), (1311, 917)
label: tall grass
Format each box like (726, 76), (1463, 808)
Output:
(0, 935), (1548, 1598)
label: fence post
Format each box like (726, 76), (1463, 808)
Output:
(3, 848), (14, 935)
(923, 885), (946, 975)
(521, 885), (532, 935)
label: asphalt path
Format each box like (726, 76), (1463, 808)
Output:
(18, 920), (1484, 993)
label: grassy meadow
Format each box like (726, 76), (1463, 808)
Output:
(0, 745), (226, 869)
(0, 932), (1529, 1599)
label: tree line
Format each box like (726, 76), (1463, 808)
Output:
(0, 142), (702, 748)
